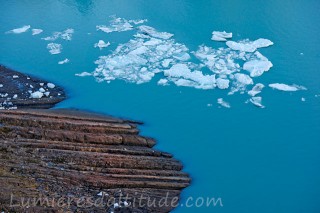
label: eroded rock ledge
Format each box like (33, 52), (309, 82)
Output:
(0, 108), (190, 213)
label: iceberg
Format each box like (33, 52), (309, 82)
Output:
(217, 98), (231, 108)
(243, 60), (273, 77)
(248, 83), (264, 96)
(269, 83), (307, 91)
(94, 40), (110, 50)
(6, 25), (31, 34)
(250, 96), (265, 108)
(211, 31), (232, 42)
(226, 38), (273, 52)
(47, 43), (62, 54)
(32, 28), (43, 35)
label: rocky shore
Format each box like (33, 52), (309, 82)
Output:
(0, 66), (190, 212)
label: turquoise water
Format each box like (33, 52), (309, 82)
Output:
(1, 0), (320, 212)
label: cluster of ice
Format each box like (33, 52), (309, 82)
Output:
(47, 43), (62, 54)
(94, 40), (110, 49)
(32, 29), (43, 35)
(269, 83), (307, 92)
(217, 98), (231, 108)
(211, 31), (232, 42)
(97, 16), (147, 33)
(42, 28), (74, 41)
(226, 38), (273, 52)
(6, 25), (31, 34)
(248, 83), (264, 96)
(58, 58), (70, 64)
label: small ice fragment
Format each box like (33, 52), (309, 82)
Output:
(32, 28), (43, 35)
(157, 79), (169, 86)
(162, 59), (173, 68)
(243, 60), (273, 77)
(269, 83), (307, 92)
(207, 103), (213, 107)
(39, 83), (44, 86)
(226, 38), (273, 52)
(6, 25), (31, 34)
(30, 91), (43, 99)
(250, 96), (265, 108)
(30, 85), (34, 88)
(13, 94), (18, 99)
(97, 192), (103, 196)
(58, 58), (70, 64)
(39, 88), (45, 93)
(13, 75), (19, 79)
(301, 97), (306, 102)
(114, 203), (119, 208)
(216, 78), (230, 89)
(0, 84), (3, 88)
(211, 31), (232, 42)
(76, 72), (92, 77)
(47, 83), (55, 89)
(44, 92), (50, 97)
(248, 83), (265, 96)
(47, 43), (62, 54)
(217, 98), (231, 108)
(234, 73), (253, 85)
(94, 40), (110, 50)
(138, 25), (173, 39)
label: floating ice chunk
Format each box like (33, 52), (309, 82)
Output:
(97, 16), (134, 33)
(0, 84), (3, 88)
(13, 94), (18, 99)
(76, 72), (92, 77)
(58, 58), (70, 64)
(211, 31), (232, 42)
(243, 60), (273, 77)
(42, 29), (74, 41)
(13, 75), (19, 79)
(47, 83), (55, 89)
(164, 64), (216, 89)
(32, 28), (43, 35)
(216, 78), (230, 89)
(234, 73), (253, 85)
(226, 38), (273, 52)
(30, 91), (43, 99)
(39, 88), (46, 93)
(138, 25), (173, 39)
(162, 59), (173, 68)
(301, 97), (306, 102)
(47, 43), (62, 54)
(217, 98), (231, 108)
(250, 96), (265, 108)
(6, 25), (31, 34)
(44, 92), (50, 97)
(94, 40), (110, 50)
(129, 19), (148, 25)
(157, 79), (169, 86)
(269, 83), (307, 91)
(248, 83), (264, 96)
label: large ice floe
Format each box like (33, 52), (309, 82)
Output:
(269, 83), (307, 92)
(211, 31), (232, 42)
(6, 25), (31, 34)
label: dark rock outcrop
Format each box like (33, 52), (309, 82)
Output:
(0, 109), (190, 212)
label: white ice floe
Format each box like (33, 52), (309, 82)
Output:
(157, 79), (169, 86)
(6, 25), (31, 34)
(269, 83), (307, 92)
(216, 78), (230, 89)
(42, 28), (74, 41)
(138, 25), (173, 40)
(97, 16), (146, 33)
(248, 83), (264, 96)
(163, 64), (216, 89)
(301, 97), (306, 102)
(243, 59), (273, 77)
(58, 58), (70, 64)
(47, 83), (56, 89)
(76, 72), (92, 77)
(44, 92), (50, 97)
(32, 28), (43, 35)
(226, 38), (273, 52)
(13, 94), (18, 99)
(47, 43), (62, 54)
(250, 96), (265, 108)
(211, 31), (232, 42)
(94, 40), (111, 50)
(30, 91), (43, 99)
(12, 75), (19, 79)
(217, 98), (231, 108)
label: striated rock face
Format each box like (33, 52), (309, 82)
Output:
(0, 109), (190, 212)
(0, 65), (66, 109)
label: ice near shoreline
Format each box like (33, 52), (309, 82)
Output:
(42, 29), (74, 41)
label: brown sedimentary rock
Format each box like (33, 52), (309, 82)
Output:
(0, 109), (190, 212)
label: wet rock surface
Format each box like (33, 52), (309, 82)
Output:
(0, 109), (190, 213)
(0, 65), (65, 109)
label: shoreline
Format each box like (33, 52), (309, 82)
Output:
(0, 66), (190, 212)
